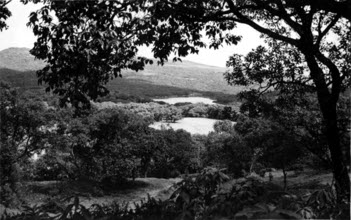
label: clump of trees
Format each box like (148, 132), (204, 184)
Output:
(0, 82), (61, 206)
(1, 81), (348, 219)
(1, 0), (349, 216)
(178, 103), (238, 121)
(17, 1), (349, 201)
(0, 83), (201, 206)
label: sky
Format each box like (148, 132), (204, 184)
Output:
(0, 0), (264, 67)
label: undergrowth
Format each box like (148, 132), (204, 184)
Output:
(1, 168), (349, 220)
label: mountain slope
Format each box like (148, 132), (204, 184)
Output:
(0, 48), (45, 71)
(121, 60), (242, 94)
(0, 48), (243, 99)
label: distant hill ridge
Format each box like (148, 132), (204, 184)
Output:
(0, 47), (242, 95)
(0, 47), (46, 71)
(0, 47), (224, 71)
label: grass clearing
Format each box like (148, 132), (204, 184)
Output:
(0, 178), (181, 216)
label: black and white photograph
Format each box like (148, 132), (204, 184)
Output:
(0, 0), (350, 219)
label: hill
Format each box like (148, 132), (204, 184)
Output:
(121, 60), (242, 95)
(0, 48), (243, 103)
(0, 48), (45, 71)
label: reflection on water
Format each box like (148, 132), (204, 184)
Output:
(153, 97), (216, 105)
(150, 117), (235, 135)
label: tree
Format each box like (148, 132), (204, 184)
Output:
(150, 129), (197, 178)
(0, 82), (59, 206)
(23, 0), (350, 200)
(0, 82), (59, 162)
(24, 0), (155, 112)
(224, 37), (350, 200)
(81, 108), (151, 183)
(258, 124), (303, 190)
(213, 120), (234, 133)
(142, 0), (350, 202)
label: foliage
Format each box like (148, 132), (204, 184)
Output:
(24, 0), (156, 111)
(62, 108), (151, 184)
(0, 0), (11, 31)
(234, 203), (301, 219)
(202, 130), (252, 178)
(21, 105), (199, 182)
(304, 185), (350, 219)
(18, 0), (351, 198)
(0, 82), (59, 207)
(29, 153), (67, 181)
(2, 166), (350, 220)
(213, 120), (234, 134)
(235, 115), (305, 187)
(149, 129), (198, 178)
(140, 0), (351, 201)
(114, 102), (182, 122)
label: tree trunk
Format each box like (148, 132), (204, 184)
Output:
(316, 84), (350, 203)
(303, 51), (350, 203)
(282, 166), (287, 191)
(324, 113), (350, 203)
(249, 154), (257, 174)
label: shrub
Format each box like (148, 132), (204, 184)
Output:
(0, 142), (21, 207)
(2, 167), (348, 220)
(0, 184), (21, 208)
(31, 155), (67, 181)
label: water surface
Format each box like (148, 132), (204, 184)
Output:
(153, 97), (216, 105)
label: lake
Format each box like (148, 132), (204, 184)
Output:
(153, 97), (216, 105)
(150, 117), (234, 135)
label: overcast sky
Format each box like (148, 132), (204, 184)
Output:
(0, 0), (264, 67)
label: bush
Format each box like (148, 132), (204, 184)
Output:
(149, 129), (198, 178)
(0, 143), (21, 207)
(31, 155), (67, 181)
(0, 184), (21, 208)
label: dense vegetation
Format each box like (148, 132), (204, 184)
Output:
(1, 0), (350, 219)
(1, 81), (349, 219)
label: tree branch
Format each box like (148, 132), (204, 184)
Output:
(261, 0), (304, 35)
(286, 0), (351, 21)
(224, 0), (300, 47)
(0, 0), (12, 7)
(314, 50), (342, 102)
(315, 14), (341, 47)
